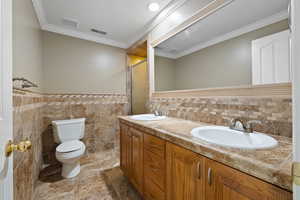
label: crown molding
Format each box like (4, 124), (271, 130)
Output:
(32, 0), (187, 49)
(155, 49), (177, 59)
(42, 24), (128, 48)
(32, 0), (127, 48)
(31, 0), (47, 25)
(171, 10), (289, 59)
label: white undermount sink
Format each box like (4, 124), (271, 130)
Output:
(191, 126), (278, 150)
(130, 114), (166, 121)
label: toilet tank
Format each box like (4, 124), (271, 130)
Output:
(52, 118), (86, 143)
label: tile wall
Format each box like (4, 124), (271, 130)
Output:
(149, 96), (293, 137)
(13, 90), (45, 200)
(42, 94), (129, 165)
(12, 90), (129, 200)
(12, 89), (293, 200)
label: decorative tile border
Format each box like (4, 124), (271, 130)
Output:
(44, 94), (128, 105)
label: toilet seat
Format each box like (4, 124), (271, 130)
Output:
(56, 140), (84, 153)
(56, 141), (86, 163)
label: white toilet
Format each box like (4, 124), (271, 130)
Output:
(52, 118), (86, 178)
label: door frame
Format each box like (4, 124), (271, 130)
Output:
(292, 0), (300, 198)
(0, 0), (13, 199)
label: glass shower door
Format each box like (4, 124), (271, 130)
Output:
(131, 60), (148, 115)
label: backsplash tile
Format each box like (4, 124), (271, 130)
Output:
(149, 96), (292, 137)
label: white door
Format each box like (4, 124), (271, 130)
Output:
(0, 0), (13, 199)
(252, 30), (291, 85)
(292, 0), (300, 199)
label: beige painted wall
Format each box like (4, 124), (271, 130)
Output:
(174, 20), (289, 90)
(43, 31), (127, 94)
(155, 56), (176, 91)
(13, 0), (44, 92)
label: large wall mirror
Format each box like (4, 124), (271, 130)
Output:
(154, 0), (290, 92)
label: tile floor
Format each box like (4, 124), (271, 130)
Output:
(34, 151), (142, 200)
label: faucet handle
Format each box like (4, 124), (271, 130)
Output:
(229, 118), (245, 129)
(154, 110), (163, 116)
(245, 120), (262, 133)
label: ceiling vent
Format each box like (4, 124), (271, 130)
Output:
(91, 28), (107, 35)
(62, 18), (79, 28)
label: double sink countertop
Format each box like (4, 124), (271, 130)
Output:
(118, 116), (292, 192)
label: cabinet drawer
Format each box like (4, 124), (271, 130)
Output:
(144, 149), (165, 190)
(144, 133), (165, 156)
(144, 178), (165, 200)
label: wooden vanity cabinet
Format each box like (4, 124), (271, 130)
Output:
(204, 158), (292, 200)
(166, 143), (205, 200)
(166, 142), (292, 200)
(129, 128), (144, 194)
(120, 124), (131, 177)
(120, 124), (166, 199)
(120, 122), (292, 200)
(120, 125), (144, 194)
(144, 134), (166, 200)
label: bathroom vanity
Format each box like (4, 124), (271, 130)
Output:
(118, 116), (292, 200)
(121, 1), (293, 199)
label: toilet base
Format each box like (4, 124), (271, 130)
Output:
(61, 162), (80, 178)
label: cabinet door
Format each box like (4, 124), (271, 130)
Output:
(166, 143), (205, 200)
(120, 123), (131, 177)
(130, 128), (144, 194)
(205, 158), (292, 200)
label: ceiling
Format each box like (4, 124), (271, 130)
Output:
(156, 0), (289, 59)
(33, 0), (175, 48)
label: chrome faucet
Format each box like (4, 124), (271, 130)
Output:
(154, 110), (162, 116)
(229, 118), (246, 132)
(244, 120), (262, 133)
(229, 118), (262, 133)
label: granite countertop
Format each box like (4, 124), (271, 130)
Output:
(118, 116), (293, 192)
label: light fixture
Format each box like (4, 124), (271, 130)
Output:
(170, 12), (181, 21)
(148, 2), (160, 12)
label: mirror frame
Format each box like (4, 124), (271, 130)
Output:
(147, 0), (292, 98)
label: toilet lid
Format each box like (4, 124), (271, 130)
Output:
(56, 140), (84, 153)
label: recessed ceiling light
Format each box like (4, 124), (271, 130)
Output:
(148, 2), (160, 12)
(170, 12), (182, 21)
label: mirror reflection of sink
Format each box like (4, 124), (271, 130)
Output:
(130, 114), (166, 121)
(191, 126), (278, 150)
